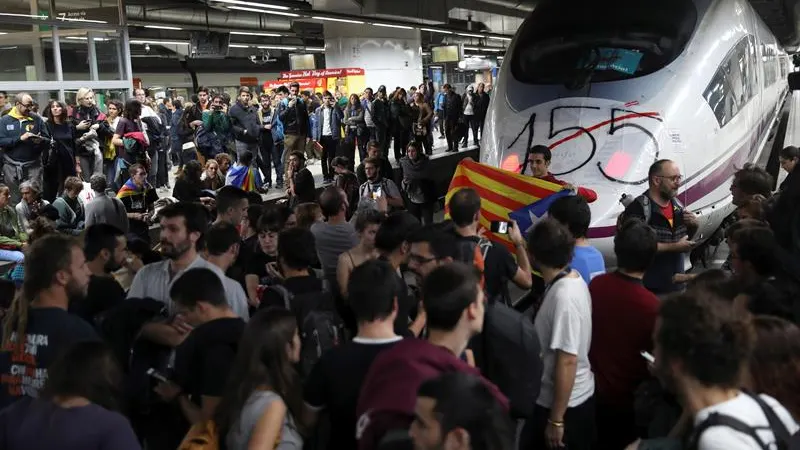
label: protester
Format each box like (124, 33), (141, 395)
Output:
(527, 145), (597, 203)
(84, 174), (129, 233)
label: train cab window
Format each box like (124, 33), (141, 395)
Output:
(510, 0), (697, 86)
(704, 37), (757, 128)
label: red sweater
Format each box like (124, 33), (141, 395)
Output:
(588, 272), (659, 408)
(540, 173), (598, 203)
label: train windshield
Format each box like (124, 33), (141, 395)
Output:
(510, 0), (697, 86)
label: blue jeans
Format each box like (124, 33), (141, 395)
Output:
(0, 249), (24, 263)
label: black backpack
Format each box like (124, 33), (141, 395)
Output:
(267, 284), (347, 377)
(687, 392), (797, 450)
(480, 301), (543, 419)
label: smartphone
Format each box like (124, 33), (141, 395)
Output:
(147, 368), (169, 383)
(640, 351), (655, 364)
(373, 187), (383, 199)
(490, 221), (510, 234)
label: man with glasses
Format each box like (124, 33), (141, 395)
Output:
(0, 92), (49, 203)
(526, 145), (598, 203)
(622, 159), (698, 295)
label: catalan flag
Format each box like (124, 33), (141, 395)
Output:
(225, 164), (263, 193)
(445, 159), (564, 253)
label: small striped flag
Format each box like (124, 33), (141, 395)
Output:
(445, 158), (564, 253)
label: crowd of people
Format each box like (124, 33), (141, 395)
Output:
(0, 78), (798, 450)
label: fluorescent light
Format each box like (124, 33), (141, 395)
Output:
(144, 25), (183, 30)
(231, 31), (282, 37)
(312, 16), (364, 24)
(0, 33), (7, 35)
(489, 36), (512, 42)
(0, 13), (47, 19)
(229, 44), (252, 48)
(421, 52), (430, 56)
(131, 39), (189, 46)
(305, 47), (325, 52)
(258, 45), (297, 50)
(470, 54), (487, 58)
(420, 28), (452, 35)
(373, 23), (413, 30)
(65, 36), (109, 41)
(228, 6), (299, 17)
(212, 0), (290, 10)
(463, 46), (504, 52)
(457, 33), (484, 38)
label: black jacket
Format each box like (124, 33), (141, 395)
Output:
(229, 101), (261, 144)
(443, 92), (463, 120)
(278, 98), (310, 136)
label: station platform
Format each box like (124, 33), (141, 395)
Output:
(157, 132), (480, 203)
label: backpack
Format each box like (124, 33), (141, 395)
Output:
(480, 301), (543, 419)
(455, 236), (492, 290)
(193, 126), (224, 160)
(178, 420), (219, 450)
(687, 392), (796, 450)
(267, 284), (346, 377)
(272, 112), (285, 142)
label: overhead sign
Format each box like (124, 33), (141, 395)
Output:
(240, 77), (259, 85)
(279, 68), (364, 80)
(264, 78), (326, 91)
(190, 31), (230, 59)
(432, 45), (461, 63)
(52, 7), (120, 25)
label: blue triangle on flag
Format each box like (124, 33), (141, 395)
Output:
(509, 190), (573, 236)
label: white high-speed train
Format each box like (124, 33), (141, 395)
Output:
(482, 0), (791, 262)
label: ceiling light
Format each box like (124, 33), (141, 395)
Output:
(228, 6), (299, 17)
(420, 28), (452, 35)
(373, 23), (413, 30)
(212, 0), (290, 10)
(305, 47), (325, 51)
(464, 46), (504, 52)
(489, 36), (512, 42)
(131, 39), (189, 46)
(470, 54), (487, 58)
(0, 33), (6, 35)
(144, 25), (183, 30)
(229, 44), (252, 48)
(231, 31), (282, 37)
(0, 13), (47, 19)
(65, 36), (109, 41)
(312, 16), (364, 24)
(258, 45), (297, 50)
(457, 33), (484, 38)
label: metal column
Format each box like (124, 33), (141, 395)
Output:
(87, 32), (100, 81)
(51, 26), (64, 101)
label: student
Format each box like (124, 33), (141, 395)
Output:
(304, 259), (404, 450)
(0, 234), (98, 409)
(523, 219), (595, 450)
(548, 195), (605, 283)
(0, 341), (140, 450)
(153, 268), (246, 427)
(215, 308), (305, 450)
(356, 263), (508, 450)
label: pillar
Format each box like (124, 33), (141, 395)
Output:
(324, 22), (423, 93)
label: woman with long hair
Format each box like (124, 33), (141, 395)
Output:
(215, 308), (305, 449)
(0, 341), (140, 449)
(42, 100), (79, 202)
(344, 93), (367, 162)
(399, 142), (435, 225)
(201, 159), (224, 191)
(390, 88), (413, 161)
(73, 88), (111, 179)
(103, 100), (123, 190)
(411, 92), (433, 155)
(178, 103), (204, 170)
(172, 160), (213, 208)
(112, 99), (150, 184)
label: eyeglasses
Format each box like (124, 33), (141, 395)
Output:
(19, 102), (33, 107)
(410, 253), (437, 264)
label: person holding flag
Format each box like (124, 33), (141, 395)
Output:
(527, 145), (598, 203)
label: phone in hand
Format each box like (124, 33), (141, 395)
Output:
(147, 368), (169, 383)
(640, 351), (655, 364)
(373, 187), (383, 199)
(490, 221), (510, 234)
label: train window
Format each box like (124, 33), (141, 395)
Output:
(704, 37), (755, 127)
(510, 0), (697, 85)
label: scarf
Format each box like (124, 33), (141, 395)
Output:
(7, 107), (30, 121)
(117, 178), (151, 199)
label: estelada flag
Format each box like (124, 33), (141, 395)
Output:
(444, 158), (563, 253)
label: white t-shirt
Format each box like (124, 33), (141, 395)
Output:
(534, 274), (594, 408)
(694, 393), (799, 450)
